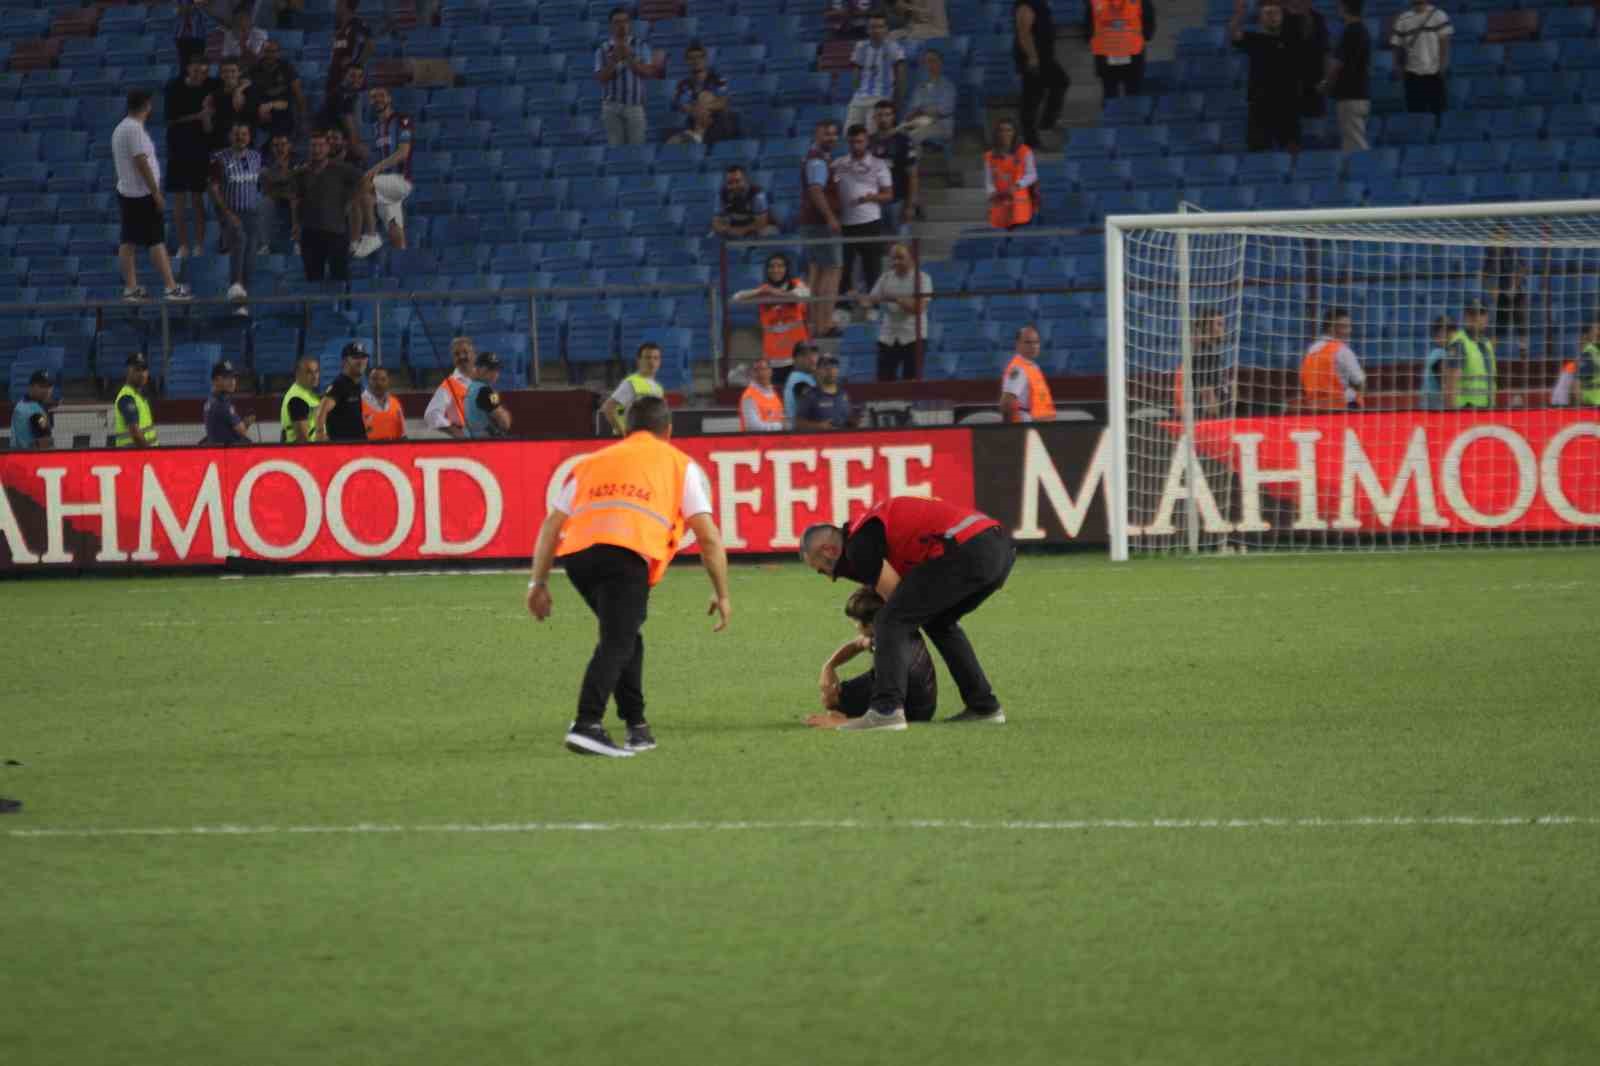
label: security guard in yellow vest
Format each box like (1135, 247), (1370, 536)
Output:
(527, 395), (732, 758)
(1578, 317), (1600, 407)
(280, 356), (323, 443)
(603, 342), (666, 436)
(1445, 299), (1497, 410)
(112, 353), (158, 447)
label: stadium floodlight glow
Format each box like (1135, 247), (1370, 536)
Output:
(1103, 199), (1600, 560)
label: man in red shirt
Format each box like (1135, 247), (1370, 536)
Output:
(800, 496), (1014, 731)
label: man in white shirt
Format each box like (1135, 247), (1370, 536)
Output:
(112, 90), (191, 303)
(422, 335), (476, 437)
(1389, 0), (1452, 118)
(861, 242), (931, 380)
(831, 124), (894, 308)
(222, 2), (271, 73)
(846, 13), (907, 135)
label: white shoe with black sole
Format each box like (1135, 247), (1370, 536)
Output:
(836, 708), (909, 732)
(564, 722), (635, 758)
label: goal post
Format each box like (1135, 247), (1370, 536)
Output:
(1104, 200), (1600, 560)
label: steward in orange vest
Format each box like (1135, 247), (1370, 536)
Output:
(1088, 0), (1153, 102)
(1298, 308), (1364, 410)
(798, 495), (1015, 731)
(738, 358), (786, 431)
(1000, 326), (1056, 422)
(732, 254), (812, 379)
(361, 367), (406, 440)
(527, 395), (732, 758)
(983, 119), (1037, 230)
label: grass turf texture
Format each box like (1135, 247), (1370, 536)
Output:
(4, 550), (1598, 1065)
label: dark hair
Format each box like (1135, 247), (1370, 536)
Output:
(1322, 307), (1351, 329)
(126, 89), (152, 114)
(867, 10), (887, 21)
(235, 1), (253, 16)
(685, 39), (706, 53)
(609, 5), (629, 20)
(1431, 314), (1455, 334)
(219, 57), (240, 68)
(636, 341), (662, 359)
(874, 98), (896, 112)
(798, 523), (841, 559)
(724, 163), (746, 175)
(1343, 0), (1364, 14)
(846, 123), (868, 138)
(626, 394), (672, 436)
(230, 119), (252, 131)
(844, 587), (885, 626)
(923, 48), (943, 60)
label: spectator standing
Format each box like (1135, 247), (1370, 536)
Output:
(316, 342), (371, 442)
(1319, 0), (1371, 152)
(221, 2), (270, 72)
(354, 85), (414, 257)
(1086, 0), (1156, 105)
(796, 355), (858, 430)
(1390, 0), (1451, 119)
(202, 360), (256, 444)
(670, 42), (734, 144)
(10, 371), (54, 450)
(798, 119), (843, 337)
(832, 123), (893, 307)
(605, 343), (666, 436)
(164, 56), (220, 264)
(327, 0), (374, 94)
(209, 60), (255, 151)
(208, 121), (265, 314)
(862, 242), (931, 381)
(112, 354), (159, 447)
(711, 166), (777, 239)
(1000, 325), (1056, 422)
(424, 335), (476, 437)
(1286, 0), (1328, 120)
(869, 100), (919, 235)
(250, 40), (306, 142)
(739, 358), (786, 432)
(362, 364), (406, 440)
(323, 125), (365, 249)
(1482, 229), (1528, 349)
(907, 49), (957, 146)
(1299, 307), (1365, 409)
(784, 342), (820, 417)
(175, 0), (213, 71)
(113, 92), (191, 302)
(846, 15), (907, 134)
(1014, 0), (1068, 149)
(886, 0), (951, 40)
(594, 6), (664, 147)
(319, 64), (369, 164)
(280, 356), (321, 443)
(1444, 299), (1495, 410)
(1232, 0), (1301, 153)
(732, 253), (811, 387)
(1419, 314), (1453, 410)
(1171, 307), (1231, 414)
(984, 118), (1037, 229)
(827, 0), (873, 39)
(259, 132), (298, 253)
(465, 352), (513, 438)
(290, 129), (361, 282)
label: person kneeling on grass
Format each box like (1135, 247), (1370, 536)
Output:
(807, 587), (937, 728)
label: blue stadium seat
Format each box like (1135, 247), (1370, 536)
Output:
(967, 259), (1023, 291)
(1101, 96), (1153, 126)
(1343, 148), (1400, 184)
(1547, 103), (1598, 140)
(1469, 174), (1530, 204)
(165, 343), (221, 400)
(1484, 106), (1546, 142)
(1402, 143), (1456, 176)
(1452, 141), (1508, 174)
(1380, 113), (1436, 145)
(1450, 43), (1502, 78)
(1113, 126), (1168, 159)
(1235, 152), (1292, 186)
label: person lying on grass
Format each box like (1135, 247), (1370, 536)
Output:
(807, 587), (938, 728)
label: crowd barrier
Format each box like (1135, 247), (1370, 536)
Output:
(1, 412), (1596, 572)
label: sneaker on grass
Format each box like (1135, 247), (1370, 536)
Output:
(624, 722), (657, 752)
(564, 721), (635, 758)
(836, 708), (908, 732)
(944, 707), (1006, 724)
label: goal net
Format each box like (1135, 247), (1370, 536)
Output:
(1105, 200), (1600, 560)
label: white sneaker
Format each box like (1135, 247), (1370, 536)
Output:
(227, 283), (247, 302)
(189, 244), (202, 258)
(233, 305), (250, 317)
(172, 246), (188, 266)
(836, 708), (909, 732)
(354, 234), (383, 258)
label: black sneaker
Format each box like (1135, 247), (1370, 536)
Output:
(0, 797), (21, 814)
(944, 707), (1006, 724)
(624, 722), (657, 752)
(564, 721), (635, 758)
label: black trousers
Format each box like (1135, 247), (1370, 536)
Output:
(1019, 60), (1069, 147)
(1403, 73), (1447, 118)
(869, 528), (1015, 715)
(772, 363), (794, 393)
(301, 227), (350, 282)
(1095, 53), (1145, 103)
(1247, 100), (1301, 152)
(564, 544), (651, 727)
(840, 219), (885, 299)
(877, 341), (917, 381)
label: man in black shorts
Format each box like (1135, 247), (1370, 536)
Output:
(164, 56), (220, 264)
(808, 587), (937, 727)
(315, 342), (370, 441)
(112, 90), (190, 301)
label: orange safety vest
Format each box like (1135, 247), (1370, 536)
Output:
(1090, 0), (1145, 58)
(985, 146), (1036, 230)
(443, 372), (469, 426)
(1300, 337), (1352, 410)
(739, 383), (786, 431)
(758, 286), (811, 363)
(556, 430), (694, 586)
(362, 393), (406, 440)
(1003, 354), (1055, 421)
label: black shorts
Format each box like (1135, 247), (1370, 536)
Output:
(164, 151), (211, 193)
(118, 193), (165, 248)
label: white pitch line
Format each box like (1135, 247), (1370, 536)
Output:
(6, 815), (1598, 840)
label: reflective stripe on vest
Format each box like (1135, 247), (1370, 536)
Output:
(1581, 343), (1600, 406)
(1003, 355), (1055, 421)
(985, 147), (1035, 229)
(1299, 338), (1348, 410)
(1449, 329), (1496, 409)
(846, 496), (1002, 577)
(1091, 0), (1144, 57)
(112, 384), (157, 447)
(556, 431), (692, 586)
(279, 382), (322, 442)
(739, 384), (786, 430)
(759, 287), (810, 360)
(362, 394), (405, 440)
(624, 373), (665, 405)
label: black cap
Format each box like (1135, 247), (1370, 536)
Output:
(28, 369), (52, 386)
(212, 360), (239, 379)
(126, 353), (149, 369)
(341, 341), (370, 361)
(816, 354), (839, 367)
(476, 351), (502, 369)
(793, 341), (819, 356)
(1465, 298), (1488, 313)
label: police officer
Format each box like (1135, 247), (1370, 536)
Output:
(202, 360), (255, 444)
(10, 370), (55, 450)
(800, 496), (1015, 731)
(112, 354), (157, 447)
(464, 351), (512, 438)
(527, 396), (732, 758)
(603, 342), (665, 436)
(315, 342), (369, 442)
(280, 356), (322, 443)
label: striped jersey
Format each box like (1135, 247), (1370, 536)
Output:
(209, 147), (263, 213)
(850, 37), (905, 102)
(371, 109), (415, 181)
(594, 35), (654, 107)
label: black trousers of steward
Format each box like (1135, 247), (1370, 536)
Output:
(564, 544), (651, 727)
(869, 528), (1015, 716)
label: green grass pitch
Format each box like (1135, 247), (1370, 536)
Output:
(4, 550), (1599, 1065)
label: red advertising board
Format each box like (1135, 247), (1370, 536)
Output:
(0, 429), (975, 569)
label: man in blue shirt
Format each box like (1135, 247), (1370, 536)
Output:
(202, 360), (256, 444)
(796, 355), (859, 430)
(10, 370), (54, 450)
(783, 342), (820, 420)
(465, 351), (513, 439)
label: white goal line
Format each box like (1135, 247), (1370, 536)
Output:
(7, 815), (1598, 840)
